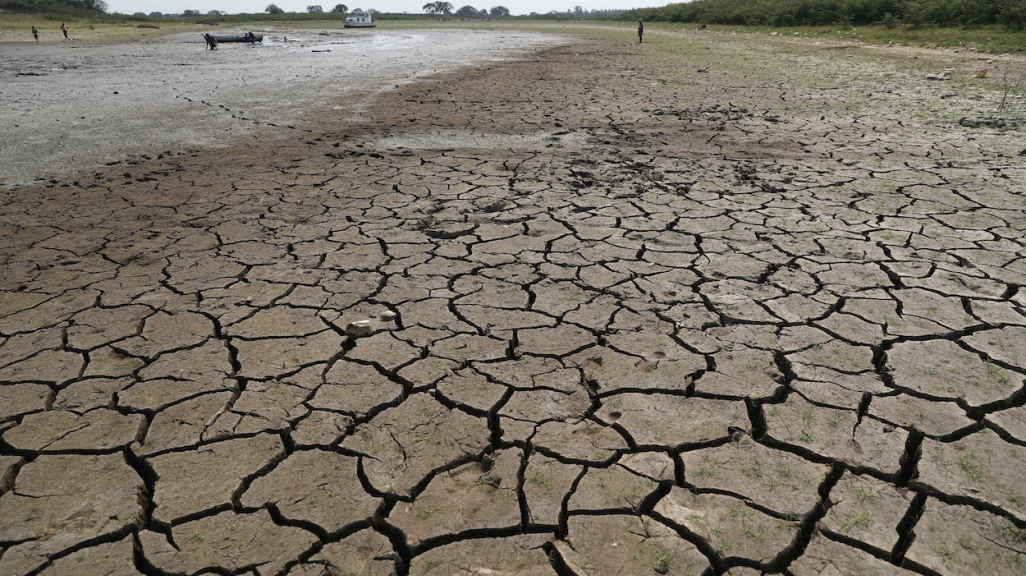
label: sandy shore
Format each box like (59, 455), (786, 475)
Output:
(0, 28), (565, 188)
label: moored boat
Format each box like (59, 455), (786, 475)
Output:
(208, 33), (263, 42)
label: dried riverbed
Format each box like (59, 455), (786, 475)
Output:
(2, 25), (1026, 576)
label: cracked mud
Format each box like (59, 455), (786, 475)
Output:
(3, 26), (1026, 576)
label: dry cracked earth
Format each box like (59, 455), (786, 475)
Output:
(3, 27), (1026, 576)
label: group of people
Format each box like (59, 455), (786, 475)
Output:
(30, 22), (70, 42)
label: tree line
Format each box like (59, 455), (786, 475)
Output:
(625, 0), (1026, 30)
(0, 0), (106, 15)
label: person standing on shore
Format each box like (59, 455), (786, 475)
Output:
(32, 25), (39, 42)
(637, 19), (644, 43)
(61, 22), (69, 40)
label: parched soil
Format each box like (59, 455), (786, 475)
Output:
(2, 26), (1026, 576)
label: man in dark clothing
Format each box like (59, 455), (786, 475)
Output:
(638, 20), (643, 43)
(204, 33), (218, 50)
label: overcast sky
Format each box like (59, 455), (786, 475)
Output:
(106, 0), (648, 16)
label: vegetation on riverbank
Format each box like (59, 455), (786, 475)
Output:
(1, 9), (1023, 53)
(625, 0), (1026, 30)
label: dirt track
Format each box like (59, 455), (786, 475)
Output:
(2, 26), (1026, 576)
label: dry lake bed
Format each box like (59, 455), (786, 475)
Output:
(2, 24), (1026, 576)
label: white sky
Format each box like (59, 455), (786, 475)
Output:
(105, 0), (651, 16)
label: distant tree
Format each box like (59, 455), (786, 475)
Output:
(182, 9), (199, 16)
(149, 11), (163, 16)
(573, 5), (582, 15)
(307, 4), (323, 12)
(331, 3), (348, 12)
(423, 1), (453, 14)
(265, 3), (285, 13)
(207, 9), (223, 15)
(133, 11), (145, 16)
(489, 5), (508, 16)
(455, 4), (476, 16)
(84, 0), (108, 12)
(478, 8), (486, 15)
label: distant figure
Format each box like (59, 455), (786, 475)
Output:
(61, 22), (69, 40)
(247, 31), (255, 44)
(204, 33), (218, 50)
(638, 19), (644, 43)
(31, 25), (38, 42)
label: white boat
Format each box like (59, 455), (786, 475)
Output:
(344, 11), (376, 28)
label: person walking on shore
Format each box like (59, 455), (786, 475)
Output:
(32, 25), (39, 42)
(61, 22), (69, 40)
(637, 19), (644, 43)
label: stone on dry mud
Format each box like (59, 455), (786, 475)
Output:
(0, 454), (144, 576)
(242, 448), (381, 535)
